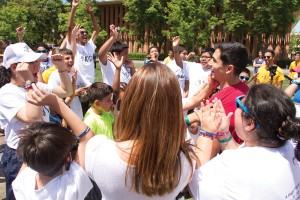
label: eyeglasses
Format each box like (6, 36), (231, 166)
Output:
(235, 96), (249, 114)
(36, 50), (48, 53)
(239, 75), (250, 81)
(200, 56), (211, 59)
(79, 31), (88, 35)
(264, 56), (271, 59)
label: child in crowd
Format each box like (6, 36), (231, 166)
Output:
(239, 67), (257, 85)
(83, 82), (114, 140)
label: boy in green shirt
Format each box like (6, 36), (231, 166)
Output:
(83, 82), (114, 140)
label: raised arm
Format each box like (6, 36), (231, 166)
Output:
(15, 63), (43, 122)
(16, 26), (25, 43)
(71, 24), (80, 57)
(107, 52), (123, 95)
(285, 77), (300, 97)
(98, 24), (118, 65)
(27, 84), (94, 169)
(86, 3), (99, 42)
(172, 36), (183, 68)
(51, 54), (73, 98)
(67, 0), (79, 44)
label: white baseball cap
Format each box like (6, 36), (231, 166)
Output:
(3, 43), (47, 69)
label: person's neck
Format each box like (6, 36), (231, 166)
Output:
(35, 169), (63, 190)
(91, 106), (103, 115)
(219, 75), (241, 89)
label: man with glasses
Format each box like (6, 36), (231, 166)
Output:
(67, 0), (100, 87)
(172, 36), (214, 98)
(34, 43), (53, 73)
(184, 42), (249, 144)
(256, 49), (285, 89)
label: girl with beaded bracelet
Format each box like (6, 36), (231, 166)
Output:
(189, 84), (300, 200)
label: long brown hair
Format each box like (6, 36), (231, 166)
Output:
(116, 62), (194, 196)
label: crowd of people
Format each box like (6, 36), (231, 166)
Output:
(1, 0), (300, 199)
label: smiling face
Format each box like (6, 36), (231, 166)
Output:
(77, 28), (88, 45)
(27, 60), (41, 82)
(149, 47), (159, 62)
(208, 49), (228, 82)
(62, 53), (74, 72)
(200, 52), (212, 69)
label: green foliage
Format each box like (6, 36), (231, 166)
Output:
(128, 52), (147, 60)
(290, 34), (300, 53)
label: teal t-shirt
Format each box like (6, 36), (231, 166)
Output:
(83, 108), (114, 140)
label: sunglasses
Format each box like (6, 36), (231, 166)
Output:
(239, 75), (250, 81)
(236, 95), (260, 128)
(36, 50), (48, 53)
(264, 56), (271, 59)
(79, 31), (88, 35)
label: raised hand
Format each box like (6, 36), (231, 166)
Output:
(16, 26), (26, 35)
(172, 36), (180, 48)
(51, 54), (66, 71)
(16, 62), (34, 83)
(86, 3), (93, 14)
(107, 52), (123, 70)
(109, 24), (118, 40)
(72, 0), (79, 8)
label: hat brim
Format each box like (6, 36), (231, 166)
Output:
(20, 52), (47, 63)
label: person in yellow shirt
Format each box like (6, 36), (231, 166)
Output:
(256, 49), (285, 89)
(288, 52), (300, 79)
(163, 49), (174, 65)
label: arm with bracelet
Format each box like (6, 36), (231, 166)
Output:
(285, 78), (300, 98)
(27, 84), (94, 169)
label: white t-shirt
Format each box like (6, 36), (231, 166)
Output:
(39, 57), (53, 73)
(189, 140), (300, 200)
(100, 60), (132, 86)
(183, 61), (211, 98)
(167, 60), (188, 97)
(12, 162), (92, 200)
(85, 135), (194, 200)
(0, 83), (52, 149)
(68, 40), (96, 87)
(48, 70), (84, 119)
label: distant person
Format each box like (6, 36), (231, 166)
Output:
(67, 0), (100, 86)
(239, 67), (257, 85)
(163, 49), (174, 65)
(98, 24), (136, 86)
(288, 51), (300, 79)
(256, 49), (285, 89)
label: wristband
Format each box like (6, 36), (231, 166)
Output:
(291, 80), (300, 88)
(198, 129), (216, 140)
(58, 69), (68, 74)
(216, 130), (230, 137)
(23, 81), (35, 90)
(218, 134), (233, 143)
(76, 127), (90, 141)
(185, 116), (191, 127)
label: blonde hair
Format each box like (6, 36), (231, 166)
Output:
(116, 62), (194, 196)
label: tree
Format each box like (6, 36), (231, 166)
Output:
(166, 0), (214, 51)
(123, 0), (169, 51)
(0, 0), (64, 46)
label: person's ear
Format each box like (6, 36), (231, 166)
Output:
(226, 64), (234, 74)
(10, 63), (17, 72)
(244, 118), (256, 132)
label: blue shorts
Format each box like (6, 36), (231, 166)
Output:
(1, 146), (22, 200)
(254, 67), (260, 74)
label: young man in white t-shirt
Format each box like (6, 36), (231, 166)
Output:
(67, 0), (100, 86)
(98, 24), (136, 86)
(172, 36), (214, 99)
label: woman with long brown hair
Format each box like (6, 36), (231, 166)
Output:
(27, 60), (196, 199)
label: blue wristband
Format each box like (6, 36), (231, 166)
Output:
(198, 129), (216, 140)
(292, 80), (300, 88)
(76, 127), (90, 141)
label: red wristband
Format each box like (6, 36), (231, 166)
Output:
(23, 82), (35, 90)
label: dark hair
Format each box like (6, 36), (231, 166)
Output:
(87, 82), (113, 105)
(0, 67), (12, 88)
(244, 84), (300, 161)
(215, 42), (248, 76)
(295, 51), (300, 56)
(0, 40), (14, 54)
(265, 49), (275, 57)
(201, 47), (215, 57)
(110, 41), (129, 54)
(17, 122), (76, 177)
(35, 43), (50, 51)
(147, 46), (159, 54)
(241, 67), (250, 76)
(177, 45), (188, 54)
